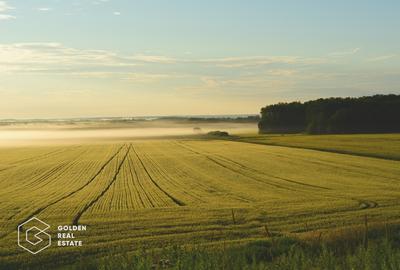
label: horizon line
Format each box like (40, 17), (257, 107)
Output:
(0, 113), (260, 122)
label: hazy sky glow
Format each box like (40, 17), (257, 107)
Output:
(0, 0), (399, 118)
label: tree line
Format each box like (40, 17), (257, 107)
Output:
(258, 94), (400, 134)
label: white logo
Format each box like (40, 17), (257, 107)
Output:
(18, 217), (51, 254)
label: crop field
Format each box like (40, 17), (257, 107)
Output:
(235, 133), (400, 160)
(0, 137), (400, 268)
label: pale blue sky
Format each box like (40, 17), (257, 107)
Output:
(0, 0), (399, 118)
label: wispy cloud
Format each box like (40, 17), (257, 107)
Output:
(194, 55), (329, 68)
(0, 1), (14, 20)
(329, 48), (360, 57)
(74, 72), (176, 83)
(0, 42), (347, 94)
(0, 1), (13, 12)
(265, 69), (298, 77)
(0, 43), (180, 76)
(36, 7), (52, 12)
(3, 41), (393, 98)
(131, 54), (176, 64)
(196, 56), (300, 68)
(175, 73), (295, 97)
(0, 42), (338, 73)
(113, 11), (120, 16)
(367, 54), (397, 62)
(122, 73), (175, 83)
(91, 0), (110, 5)
(0, 43), (139, 73)
(0, 13), (14, 20)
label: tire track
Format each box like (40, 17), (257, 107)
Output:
(26, 147), (92, 192)
(126, 154), (154, 208)
(2, 145), (126, 238)
(159, 142), (252, 204)
(0, 147), (90, 196)
(131, 145), (185, 207)
(232, 140), (400, 183)
(356, 199), (378, 210)
(212, 151), (331, 191)
(0, 147), (75, 174)
(72, 145), (131, 225)
(177, 141), (330, 191)
(232, 138), (400, 161)
(141, 151), (205, 203)
(9, 147), (74, 166)
(179, 142), (368, 205)
(280, 152), (400, 183)
(175, 142), (299, 192)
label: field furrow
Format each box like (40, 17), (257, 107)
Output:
(131, 145), (185, 206)
(1, 137), (399, 267)
(72, 145), (131, 225)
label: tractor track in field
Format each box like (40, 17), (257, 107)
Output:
(141, 151), (206, 203)
(175, 142), (384, 208)
(72, 145), (131, 225)
(309, 159), (400, 183)
(0, 147), (75, 174)
(356, 199), (378, 210)
(125, 154), (155, 208)
(161, 142), (253, 204)
(174, 141), (388, 214)
(231, 138), (400, 161)
(176, 141), (330, 191)
(175, 142), (302, 192)
(26, 147), (93, 191)
(211, 152), (331, 191)
(273, 151), (400, 183)
(231, 140), (400, 183)
(0, 147), (90, 196)
(0, 145), (127, 238)
(10, 147), (75, 166)
(303, 192), (379, 213)
(0, 166), (15, 173)
(207, 157), (297, 191)
(131, 145), (185, 207)
(326, 196), (378, 211)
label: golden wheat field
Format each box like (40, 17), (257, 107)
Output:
(1, 138), (400, 267)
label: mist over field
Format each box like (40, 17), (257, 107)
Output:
(0, 120), (256, 145)
(2, 0), (400, 268)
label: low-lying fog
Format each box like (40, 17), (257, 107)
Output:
(0, 120), (257, 146)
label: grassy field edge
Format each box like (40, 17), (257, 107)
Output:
(220, 133), (400, 161)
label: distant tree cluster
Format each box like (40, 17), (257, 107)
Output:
(207, 131), (230, 137)
(258, 94), (400, 134)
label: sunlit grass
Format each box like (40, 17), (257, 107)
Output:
(0, 136), (399, 268)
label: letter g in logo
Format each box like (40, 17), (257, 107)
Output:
(18, 217), (51, 254)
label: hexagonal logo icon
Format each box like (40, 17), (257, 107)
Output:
(18, 217), (51, 254)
